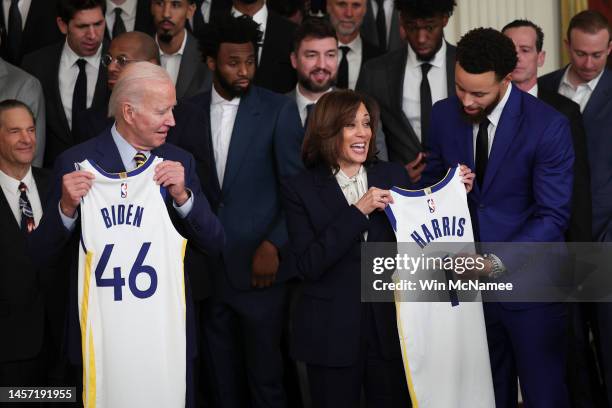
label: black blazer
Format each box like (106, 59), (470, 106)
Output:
(0, 0), (64, 65)
(73, 107), (113, 144)
(0, 167), (52, 363)
(357, 42), (456, 165)
(104, 0), (156, 41)
(191, 0), (232, 36)
(21, 42), (110, 168)
(356, 36), (383, 87)
(537, 87), (592, 242)
(281, 161), (409, 366)
(360, 0), (402, 52)
(175, 31), (212, 99)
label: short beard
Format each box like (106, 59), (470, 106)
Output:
(215, 67), (250, 98)
(415, 37), (444, 62)
(158, 32), (173, 43)
(297, 69), (335, 93)
(459, 90), (501, 125)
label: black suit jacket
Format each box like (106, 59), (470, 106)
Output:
(0, 0), (64, 65)
(537, 87), (592, 242)
(357, 42), (456, 164)
(360, 0), (402, 52)
(73, 107), (113, 144)
(0, 167), (52, 363)
(175, 31), (212, 99)
(191, 0), (232, 36)
(21, 42), (110, 168)
(104, 0), (155, 41)
(356, 36), (382, 87)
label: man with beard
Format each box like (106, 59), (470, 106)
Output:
(418, 28), (573, 408)
(151, 0), (211, 99)
(73, 31), (161, 142)
(170, 15), (303, 408)
(327, 0), (382, 90)
(357, 0), (456, 177)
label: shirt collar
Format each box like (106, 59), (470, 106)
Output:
(107, 0), (137, 19)
(561, 64), (605, 91)
(62, 39), (102, 68)
(406, 40), (446, 69)
(157, 29), (189, 57)
(295, 84), (331, 104)
(487, 82), (513, 128)
(339, 35), (362, 54)
(111, 122), (148, 169)
(335, 165), (366, 185)
(0, 166), (34, 193)
(527, 83), (538, 97)
(211, 85), (241, 106)
(231, 4), (268, 33)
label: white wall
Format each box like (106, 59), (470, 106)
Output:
(444, 0), (562, 74)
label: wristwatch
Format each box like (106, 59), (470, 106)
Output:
(484, 253), (506, 279)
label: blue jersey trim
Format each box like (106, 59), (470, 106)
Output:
(391, 166), (457, 197)
(384, 205), (398, 232)
(87, 155), (157, 179)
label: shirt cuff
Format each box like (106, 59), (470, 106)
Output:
(59, 202), (78, 231)
(173, 189), (193, 218)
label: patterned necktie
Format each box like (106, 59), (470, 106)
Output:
(133, 152), (147, 168)
(18, 182), (35, 233)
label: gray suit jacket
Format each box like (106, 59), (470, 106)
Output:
(361, 0), (403, 52)
(0, 58), (46, 167)
(175, 31), (212, 99)
(357, 42), (456, 164)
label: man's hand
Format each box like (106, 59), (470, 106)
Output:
(454, 253), (492, 280)
(458, 164), (475, 193)
(405, 152), (427, 183)
(251, 240), (279, 288)
(355, 187), (394, 215)
(60, 170), (95, 217)
(154, 160), (189, 206)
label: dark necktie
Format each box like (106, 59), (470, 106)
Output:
(72, 59), (88, 130)
(475, 118), (490, 188)
(7, 0), (23, 64)
(18, 182), (35, 234)
(134, 152), (147, 168)
(420, 63), (432, 147)
(337, 46), (350, 89)
(112, 8), (126, 39)
(375, 0), (387, 51)
(304, 103), (315, 129)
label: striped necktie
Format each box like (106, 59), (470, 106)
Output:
(134, 152), (147, 168)
(18, 182), (35, 233)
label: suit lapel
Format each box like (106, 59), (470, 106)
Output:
(51, 44), (72, 144)
(91, 42), (110, 110)
(314, 165), (350, 219)
(0, 184), (21, 232)
(583, 68), (612, 120)
(388, 47), (420, 148)
(175, 34), (198, 98)
(93, 132), (126, 172)
(445, 43), (456, 97)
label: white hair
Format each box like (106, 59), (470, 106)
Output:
(108, 61), (173, 118)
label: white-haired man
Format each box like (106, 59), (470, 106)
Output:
(30, 62), (224, 408)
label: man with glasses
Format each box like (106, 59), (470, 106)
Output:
(357, 0), (456, 176)
(73, 31), (160, 142)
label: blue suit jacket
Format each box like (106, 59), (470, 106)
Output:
(169, 85), (304, 290)
(281, 161), (409, 367)
(539, 67), (612, 241)
(30, 129), (225, 365)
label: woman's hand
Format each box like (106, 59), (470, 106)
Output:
(355, 187), (394, 215)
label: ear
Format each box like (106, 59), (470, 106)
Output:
(57, 17), (68, 35)
(607, 40), (612, 56)
(564, 38), (570, 54)
(206, 56), (216, 72)
(290, 51), (297, 70)
(187, 2), (196, 19)
(122, 103), (135, 126)
(441, 15), (449, 28)
(537, 50), (546, 68)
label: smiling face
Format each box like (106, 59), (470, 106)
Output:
(337, 102), (371, 174)
(291, 36), (338, 94)
(0, 107), (36, 172)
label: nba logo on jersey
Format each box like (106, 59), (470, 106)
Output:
(120, 182), (128, 198)
(427, 198), (435, 213)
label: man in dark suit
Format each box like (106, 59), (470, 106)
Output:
(0, 100), (51, 386)
(327, 0), (382, 90)
(360, 0), (402, 52)
(357, 0), (456, 172)
(420, 28), (573, 408)
(231, 0), (297, 94)
(503, 19), (598, 407)
(104, 0), (156, 40)
(189, 0), (232, 35)
(30, 61), (224, 406)
(539, 10), (612, 406)
(0, 0), (64, 65)
(171, 15), (303, 407)
(22, 0), (109, 169)
(73, 31), (161, 143)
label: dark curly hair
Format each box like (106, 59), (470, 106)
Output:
(197, 14), (263, 60)
(394, 0), (456, 18)
(456, 28), (518, 81)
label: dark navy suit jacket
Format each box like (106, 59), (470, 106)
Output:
(281, 161), (409, 367)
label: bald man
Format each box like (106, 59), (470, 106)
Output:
(73, 31), (162, 142)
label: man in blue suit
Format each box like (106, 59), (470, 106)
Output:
(420, 28), (574, 407)
(169, 15), (304, 408)
(29, 62), (224, 406)
(539, 10), (612, 406)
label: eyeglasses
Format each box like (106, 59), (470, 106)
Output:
(101, 54), (143, 67)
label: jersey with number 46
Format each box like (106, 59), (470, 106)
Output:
(77, 156), (187, 408)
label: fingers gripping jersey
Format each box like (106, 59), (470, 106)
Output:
(77, 156), (187, 408)
(384, 167), (495, 408)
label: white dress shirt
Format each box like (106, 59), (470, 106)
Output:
(157, 29), (188, 86)
(472, 83), (513, 159)
(2, 0), (31, 30)
(231, 4), (267, 63)
(527, 83), (538, 97)
(0, 167), (43, 228)
(558, 65), (604, 113)
(210, 86), (240, 185)
(106, 0), (137, 36)
(338, 35), (362, 91)
(59, 41), (102, 129)
(402, 41), (448, 142)
(294, 85), (332, 126)
(369, 0), (393, 45)
(335, 165), (369, 240)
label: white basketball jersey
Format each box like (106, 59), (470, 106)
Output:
(385, 166), (495, 408)
(77, 156), (187, 408)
